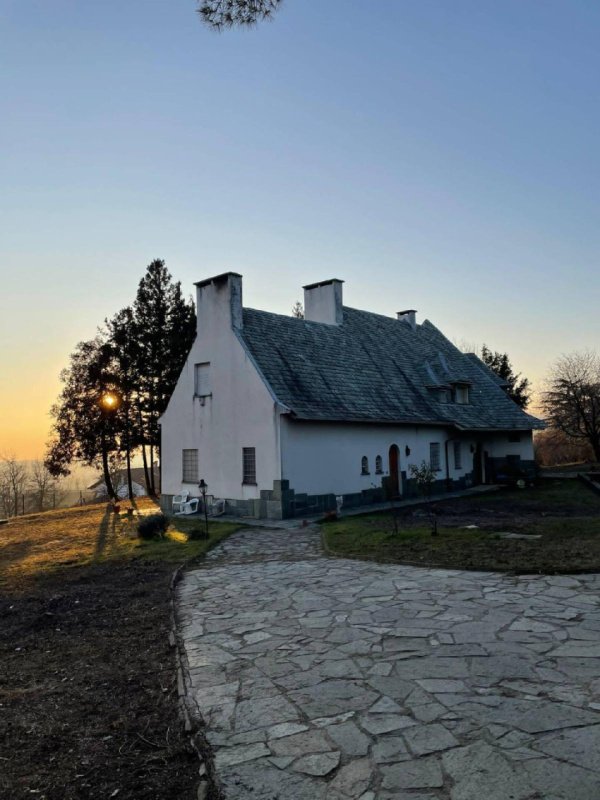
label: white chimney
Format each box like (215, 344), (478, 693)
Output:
(303, 279), (344, 325)
(397, 309), (417, 330)
(194, 272), (243, 336)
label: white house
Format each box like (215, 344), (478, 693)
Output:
(88, 467), (159, 500)
(159, 273), (543, 519)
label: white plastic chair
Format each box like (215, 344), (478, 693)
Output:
(172, 491), (190, 513)
(175, 498), (199, 516)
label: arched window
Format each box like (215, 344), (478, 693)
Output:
(375, 455), (383, 474)
(361, 456), (369, 475)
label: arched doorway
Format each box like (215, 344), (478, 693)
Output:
(388, 444), (401, 499)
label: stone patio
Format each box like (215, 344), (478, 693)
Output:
(176, 525), (600, 799)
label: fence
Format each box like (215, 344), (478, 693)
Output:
(0, 489), (99, 519)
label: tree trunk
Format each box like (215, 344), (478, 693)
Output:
(101, 427), (117, 501)
(149, 438), (156, 496)
(124, 401), (134, 501)
(137, 405), (152, 496)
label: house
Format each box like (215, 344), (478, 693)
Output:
(88, 467), (160, 500)
(159, 273), (543, 519)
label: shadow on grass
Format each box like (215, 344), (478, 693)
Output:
(94, 507), (119, 561)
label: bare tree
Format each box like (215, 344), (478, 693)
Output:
(542, 351), (600, 463)
(29, 460), (64, 512)
(198, 0), (283, 29)
(0, 454), (29, 518)
(534, 428), (594, 467)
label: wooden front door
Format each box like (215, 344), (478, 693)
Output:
(389, 444), (401, 498)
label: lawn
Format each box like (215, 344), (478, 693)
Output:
(322, 479), (600, 574)
(0, 499), (239, 800)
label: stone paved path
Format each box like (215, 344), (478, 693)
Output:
(176, 526), (600, 799)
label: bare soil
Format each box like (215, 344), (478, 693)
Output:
(0, 502), (237, 800)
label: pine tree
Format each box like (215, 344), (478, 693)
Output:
(132, 260), (196, 494)
(480, 345), (531, 409)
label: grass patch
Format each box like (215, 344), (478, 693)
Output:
(322, 480), (600, 573)
(0, 498), (239, 589)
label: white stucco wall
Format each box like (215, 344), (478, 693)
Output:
(160, 275), (282, 501)
(485, 431), (534, 460)
(280, 420), (481, 496)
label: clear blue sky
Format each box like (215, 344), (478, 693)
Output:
(1, 0), (599, 457)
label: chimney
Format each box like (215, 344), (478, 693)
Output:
(397, 309), (417, 330)
(303, 279), (344, 325)
(194, 272), (243, 336)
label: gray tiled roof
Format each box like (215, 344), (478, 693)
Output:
(240, 307), (543, 431)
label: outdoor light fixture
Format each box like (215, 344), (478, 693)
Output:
(405, 446), (411, 457)
(198, 479), (209, 539)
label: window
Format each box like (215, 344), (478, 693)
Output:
(361, 456), (370, 475)
(242, 447), (256, 484)
(182, 449), (199, 483)
(194, 362), (211, 397)
(439, 389), (450, 404)
(453, 441), (462, 470)
(430, 442), (441, 472)
(375, 455), (383, 474)
(508, 432), (521, 443)
(453, 384), (470, 404)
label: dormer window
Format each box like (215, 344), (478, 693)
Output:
(439, 389), (450, 404)
(452, 383), (470, 404)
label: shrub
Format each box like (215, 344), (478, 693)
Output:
(137, 513), (169, 540)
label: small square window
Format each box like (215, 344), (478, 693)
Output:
(194, 363), (211, 397)
(243, 447), (256, 484)
(182, 449), (198, 483)
(430, 442), (441, 472)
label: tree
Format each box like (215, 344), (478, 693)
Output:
(106, 307), (139, 501)
(29, 460), (63, 512)
(0, 454), (28, 518)
(46, 260), (195, 500)
(291, 301), (304, 318)
(45, 336), (121, 500)
(198, 0), (282, 29)
(132, 260), (196, 495)
(481, 345), (531, 409)
(542, 351), (600, 463)
(534, 428), (594, 467)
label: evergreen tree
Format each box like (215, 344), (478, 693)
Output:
(481, 345), (531, 409)
(198, 0), (282, 29)
(132, 260), (196, 494)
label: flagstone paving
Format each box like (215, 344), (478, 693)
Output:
(176, 525), (600, 799)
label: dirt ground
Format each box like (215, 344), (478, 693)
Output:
(0, 502), (236, 800)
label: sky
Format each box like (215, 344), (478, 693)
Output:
(1, 0), (599, 459)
